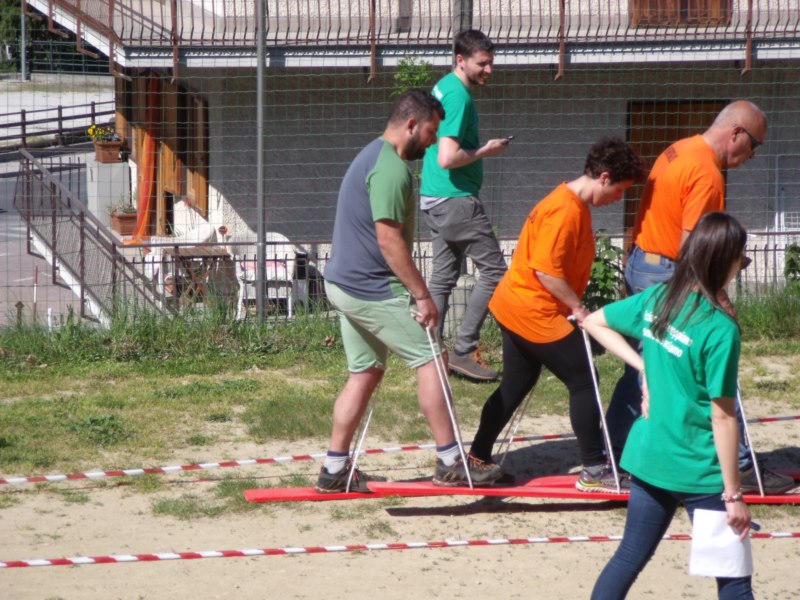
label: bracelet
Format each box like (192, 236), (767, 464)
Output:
(721, 491), (744, 503)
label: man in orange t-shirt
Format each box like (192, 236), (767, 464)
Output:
(469, 138), (644, 491)
(632, 134), (726, 262)
(605, 101), (797, 495)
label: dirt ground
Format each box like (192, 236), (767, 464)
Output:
(2, 407), (799, 600)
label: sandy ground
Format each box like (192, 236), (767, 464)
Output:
(2, 405), (798, 600)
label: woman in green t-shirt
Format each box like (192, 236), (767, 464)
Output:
(584, 212), (753, 600)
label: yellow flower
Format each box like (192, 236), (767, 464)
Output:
(87, 124), (121, 142)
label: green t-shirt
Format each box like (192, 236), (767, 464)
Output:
(604, 284), (740, 493)
(420, 72), (482, 198)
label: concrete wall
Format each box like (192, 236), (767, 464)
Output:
(177, 58), (800, 252)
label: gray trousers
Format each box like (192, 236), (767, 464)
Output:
(422, 195), (507, 356)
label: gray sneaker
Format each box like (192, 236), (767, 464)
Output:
(575, 464), (630, 493)
(315, 459), (386, 494)
(449, 350), (499, 382)
(740, 465), (796, 495)
(432, 453), (503, 487)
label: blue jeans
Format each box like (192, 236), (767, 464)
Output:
(605, 246), (751, 469)
(423, 196), (507, 356)
(591, 477), (753, 600)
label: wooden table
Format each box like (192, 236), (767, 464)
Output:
(162, 245), (232, 304)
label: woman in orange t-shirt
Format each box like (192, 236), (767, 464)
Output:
(469, 138), (644, 490)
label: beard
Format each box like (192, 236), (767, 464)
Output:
(465, 71), (487, 87)
(406, 136), (427, 161)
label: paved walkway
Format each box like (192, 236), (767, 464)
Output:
(0, 192), (79, 329)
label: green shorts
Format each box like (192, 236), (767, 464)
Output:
(325, 282), (442, 372)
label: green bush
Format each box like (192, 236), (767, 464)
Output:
(583, 233), (625, 311)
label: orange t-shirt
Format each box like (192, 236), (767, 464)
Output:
(634, 135), (725, 260)
(489, 183), (595, 344)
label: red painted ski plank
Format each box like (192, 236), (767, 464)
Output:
(243, 486), (392, 503)
(369, 478), (628, 500)
(244, 471), (800, 504)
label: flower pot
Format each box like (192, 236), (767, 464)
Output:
(94, 140), (123, 164)
(110, 211), (137, 236)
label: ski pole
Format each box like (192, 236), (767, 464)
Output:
(425, 325), (473, 489)
(737, 384), (765, 497)
(344, 393), (379, 493)
(580, 328), (622, 493)
(496, 388), (534, 469)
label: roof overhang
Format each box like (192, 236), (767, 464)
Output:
(28, 0), (800, 73)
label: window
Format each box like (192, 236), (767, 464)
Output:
(184, 95), (208, 218)
(630, 0), (731, 27)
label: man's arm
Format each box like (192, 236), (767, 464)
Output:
(375, 219), (438, 328)
(437, 136), (509, 170)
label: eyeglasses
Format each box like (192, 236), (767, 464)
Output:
(740, 255), (752, 271)
(736, 125), (762, 151)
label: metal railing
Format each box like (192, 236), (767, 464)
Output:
(13, 149), (162, 323)
(40, 0), (800, 47)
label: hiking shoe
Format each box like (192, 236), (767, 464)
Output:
(740, 465), (796, 495)
(575, 464), (630, 493)
(432, 453), (503, 487)
(315, 460), (386, 494)
(449, 349), (499, 382)
(493, 470), (517, 487)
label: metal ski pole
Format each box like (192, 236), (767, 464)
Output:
(345, 386), (379, 493)
(581, 328), (622, 493)
(737, 384), (765, 497)
(425, 325), (473, 489)
(496, 388), (534, 469)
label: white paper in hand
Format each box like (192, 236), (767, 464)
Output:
(689, 508), (753, 578)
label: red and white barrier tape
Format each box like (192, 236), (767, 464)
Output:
(2, 531), (797, 569)
(0, 434), (576, 485)
(2, 414), (797, 486)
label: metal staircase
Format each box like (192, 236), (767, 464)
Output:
(13, 149), (165, 326)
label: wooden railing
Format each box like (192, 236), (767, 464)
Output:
(0, 100), (114, 150)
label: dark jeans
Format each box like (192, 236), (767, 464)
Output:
(470, 324), (606, 467)
(591, 477), (753, 600)
(605, 246), (751, 469)
(423, 196), (507, 356)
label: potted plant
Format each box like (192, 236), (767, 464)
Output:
(108, 202), (137, 236)
(87, 124), (123, 163)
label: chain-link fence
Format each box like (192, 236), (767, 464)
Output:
(2, 1), (800, 328)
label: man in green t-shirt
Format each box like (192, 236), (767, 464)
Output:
(420, 29), (511, 382)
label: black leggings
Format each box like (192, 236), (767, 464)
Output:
(470, 324), (606, 467)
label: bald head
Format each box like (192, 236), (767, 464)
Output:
(712, 100), (767, 134)
(704, 100), (767, 169)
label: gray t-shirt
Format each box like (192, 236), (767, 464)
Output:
(325, 137), (415, 301)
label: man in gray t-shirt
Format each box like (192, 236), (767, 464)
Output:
(316, 90), (502, 494)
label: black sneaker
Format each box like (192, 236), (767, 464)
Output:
(575, 464), (630, 493)
(315, 459), (386, 494)
(432, 453), (503, 487)
(740, 465), (796, 495)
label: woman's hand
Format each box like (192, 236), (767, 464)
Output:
(725, 496), (752, 541)
(571, 304), (591, 326)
